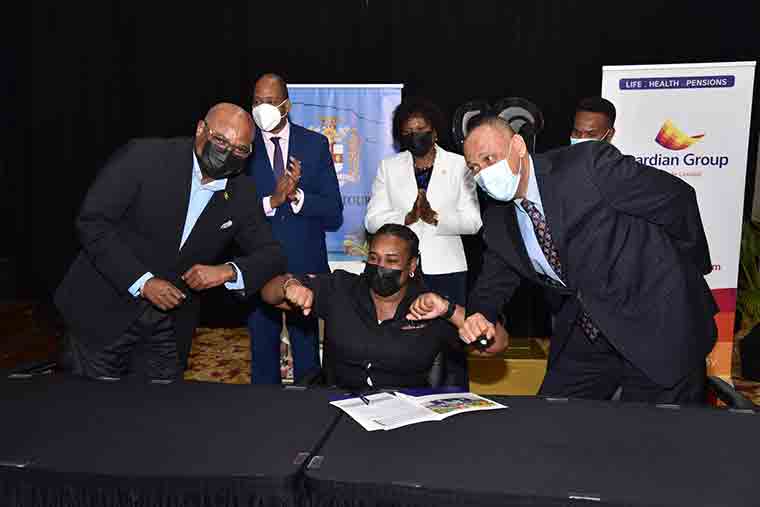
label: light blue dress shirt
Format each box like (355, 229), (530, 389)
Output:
(128, 151), (244, 296)
(513, 155), (565, 286)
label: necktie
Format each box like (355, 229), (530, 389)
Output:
(521, 199), (601, 341)
(270, 136), (285, 179)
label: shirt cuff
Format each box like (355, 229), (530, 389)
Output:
(263, 196), (277, 217)
(290, 188), (305, 214)
(223, 262), (245, 290)
(128, 272), (154, 297)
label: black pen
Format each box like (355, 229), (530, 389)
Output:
(351, 392), (371, 405)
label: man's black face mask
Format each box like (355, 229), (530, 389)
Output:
(197, 139), (246, 180)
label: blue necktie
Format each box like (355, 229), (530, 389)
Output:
(521, 199), (601, 341)
(270, 136), (285, 179)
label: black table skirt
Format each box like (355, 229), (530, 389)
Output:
(305, 396), (760, 507)
(0, 376), (341, 507)
(4, 378), (759, 507)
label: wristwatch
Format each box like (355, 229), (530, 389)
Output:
(282, 276), (302, 295)
(442, 297), (456, 320)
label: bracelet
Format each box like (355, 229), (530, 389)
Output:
(442, 298), (456, 320)
(282, 277), (302, 296)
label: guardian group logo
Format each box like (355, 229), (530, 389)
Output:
(636, 119), (728, 174)
(655, 119), (704, 151)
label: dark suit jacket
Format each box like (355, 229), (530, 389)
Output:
(55, 137), (286, 364)
(246, 123), (343, 274)
(468, 142), (718, 387)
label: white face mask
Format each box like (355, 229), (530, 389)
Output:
(251, 99), (288, 132)
(474, 142), (523, 202)
(570, 128), (610, 145)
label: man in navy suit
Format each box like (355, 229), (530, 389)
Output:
(246, 74), (343, 384)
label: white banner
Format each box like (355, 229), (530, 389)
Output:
(602, 61), (756, 377)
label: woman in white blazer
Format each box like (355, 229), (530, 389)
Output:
(365, 97), (482, 320)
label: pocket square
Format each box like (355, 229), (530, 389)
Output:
(220, 220), (233, 230)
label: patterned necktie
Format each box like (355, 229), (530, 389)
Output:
(520, 199), (601, 341)
(270, 136), (285, 179)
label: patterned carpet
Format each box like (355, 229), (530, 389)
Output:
(2, 302), (759, 404)
(184, 327), (294, 384)
(185, 326), (760, 405)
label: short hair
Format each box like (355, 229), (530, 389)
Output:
(464, 113), (514, 140)
(576, 96), (616, 127)
(256, 73), (289, 100)
(392, 97), (447, 146)
(372, 224), (420, 259)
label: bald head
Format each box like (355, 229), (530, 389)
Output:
(468, 116), (515, 143)
(463, 114), (529, 200)
(194, 102), (255, 169)
(205, 103), (255, 136)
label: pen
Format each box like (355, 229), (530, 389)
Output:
(351, 391), (371, 405)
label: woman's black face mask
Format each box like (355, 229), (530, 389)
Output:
(363, 262), (404, 297)
(400, 131), (434, 157)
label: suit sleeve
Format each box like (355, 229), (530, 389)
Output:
(436, 163), (483, 236)
(466, 219), (522, 324)
(231, 181), (288, 292)
(365, 159), (406, 233)
(76, 140), (151, 293)
(296, 135), (343, 231)
(588, 142), (712, 274)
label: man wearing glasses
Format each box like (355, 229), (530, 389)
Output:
(55, 103), (285, 381)
(246, 73), (343, 384)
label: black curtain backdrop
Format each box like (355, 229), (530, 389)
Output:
(6, 1), (760, 301)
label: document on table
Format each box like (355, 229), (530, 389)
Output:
(330, 392), (507, 431)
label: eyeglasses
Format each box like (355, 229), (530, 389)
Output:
(202, 121), (252, 158)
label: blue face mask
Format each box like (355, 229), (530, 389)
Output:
(474, 142), (523, 202)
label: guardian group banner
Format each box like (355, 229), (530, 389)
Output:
(602, 61), (756, 379)
(287, 84), (403, 271)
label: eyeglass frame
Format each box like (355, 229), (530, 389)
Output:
(201, 120), (253, 158)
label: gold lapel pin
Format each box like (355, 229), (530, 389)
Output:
(224, 191), (230, 201)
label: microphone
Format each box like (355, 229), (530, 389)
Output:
(472, 335), (495, 351)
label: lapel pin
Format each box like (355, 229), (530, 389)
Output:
(224, 191), (230, 201)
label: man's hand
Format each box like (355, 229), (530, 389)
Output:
(283, 281), (315, 316)
(285, 157), (303, 203)
(271, 159), (301, 208)
(181, 264), (236, 291)
(141, 277), (186, 311)
(417, 191), (438, 225)
(459, 312), (496, 345)
(406, 292), (450, 321)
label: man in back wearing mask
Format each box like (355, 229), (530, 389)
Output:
(570, 96), (616, 145)
(418, 115), (717, 404)
(55, 103), (286, 381)
(246, 73), (343, 384)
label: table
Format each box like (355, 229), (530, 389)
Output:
(305, 396), (759, 507)
(0, 376), (340, 507)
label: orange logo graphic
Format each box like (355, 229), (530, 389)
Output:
(655, 119), (704, 150)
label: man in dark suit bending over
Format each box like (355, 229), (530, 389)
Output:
(456, 116), (717, 403)
(55, 103), (286, 381)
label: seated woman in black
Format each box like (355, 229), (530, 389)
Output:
(261, 224), (507, 390)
